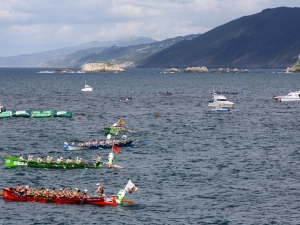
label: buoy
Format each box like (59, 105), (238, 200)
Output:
(78, 116), (82, 120)
(155, 113), (159, 118)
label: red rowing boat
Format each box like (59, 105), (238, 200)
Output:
(2, 188), (117, 206)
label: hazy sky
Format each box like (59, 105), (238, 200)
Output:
(0, 0), (299, 57)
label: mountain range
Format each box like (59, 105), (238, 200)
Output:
(0, 7), (299, 69)
(136, 7), (300, 69)
(0, 37), (156, 67)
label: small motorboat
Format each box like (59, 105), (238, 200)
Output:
(208, 93), (235, 109)
(273, 90), (300, 102)
(81, 83), (93, 92)
(119, 97), (132, 102)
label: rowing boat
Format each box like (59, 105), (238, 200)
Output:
(2, 188), (118, 206)
(2, 180), (137, 206)
(12, 110), (31, 117)
(63, 140), (136, 151)
(53, 110), (72, 118)
(4, 155), (105, 169)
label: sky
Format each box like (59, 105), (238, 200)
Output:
(0, 0), (299, 57)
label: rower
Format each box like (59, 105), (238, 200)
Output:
(19, 154), (24, 160)
(73, 188), (78, 197)
(83, 189), (90, 198)
(49, 188), (56, 197)
(93, 155), (101, 163)
(68, 188), (74, 197)
(95, 183), (104, 196)
(46, 156), (51, 163)
(77, 190), (82, 198)
(56, 156), (61, 164)
(27, 186), (33, 195)
(60, 157), (65, 163)
(122, 133), (127, 144)
(62, 187), (68, 197)
(66, 157), (74, 164)
(45, 189), (50, 197)
(34, 188), (40, 196)
(56, 188), (63, 197)
(75, 157), (80, 164)
(15, 184), (22, 192)
(40, 188), (46, 196)
(79, 158), (84, 164)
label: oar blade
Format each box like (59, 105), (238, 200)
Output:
(122, 199), (134, 204)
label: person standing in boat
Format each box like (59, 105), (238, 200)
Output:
(95, 183), (104, 196)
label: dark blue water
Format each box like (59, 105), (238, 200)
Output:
(1, 68), (300, 224)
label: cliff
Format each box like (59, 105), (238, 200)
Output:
(81, 62), (126, 73)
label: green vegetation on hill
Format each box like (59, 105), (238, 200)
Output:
(136, 7), (300, 69)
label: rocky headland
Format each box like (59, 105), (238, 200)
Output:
(161, 68), (181, 73)
(183, 66), (208, 73)
(286, 54), (300, 73)
(80, 62), (126, 73)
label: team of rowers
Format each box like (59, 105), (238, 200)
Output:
(14, 183), (104, 198)
(21, 155), (102, 164)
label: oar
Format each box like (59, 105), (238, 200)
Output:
(0, 191), (3, 196)
(122, 199), (134, 204)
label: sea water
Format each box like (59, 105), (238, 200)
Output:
(0, 68), (300, 224)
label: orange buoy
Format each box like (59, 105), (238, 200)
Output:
(78, 116), (82, 120)
(155, 113), (160, 118)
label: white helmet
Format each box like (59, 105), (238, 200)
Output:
(113, 123), (117, 126)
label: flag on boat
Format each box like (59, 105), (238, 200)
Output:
(125, 180), (138, 193)
(117, 119), (125, 125)
(112, 144), (120, 154)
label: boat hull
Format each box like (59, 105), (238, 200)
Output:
(5, 156), (28, 168)
(63, 141), (136, 151)
(208, 102), (234, 109)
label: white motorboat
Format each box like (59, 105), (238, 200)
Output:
(81, 83), (93, 92)
(273, 90), (300, 102)
(208, 93), (235, 109)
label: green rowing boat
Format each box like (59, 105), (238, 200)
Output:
(0, 111), (12, 119)
(4, 155), (104, 169)
(12, 110), (31, 117)
(53, 110), (72, 118)
(32, 111), (52, 118)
